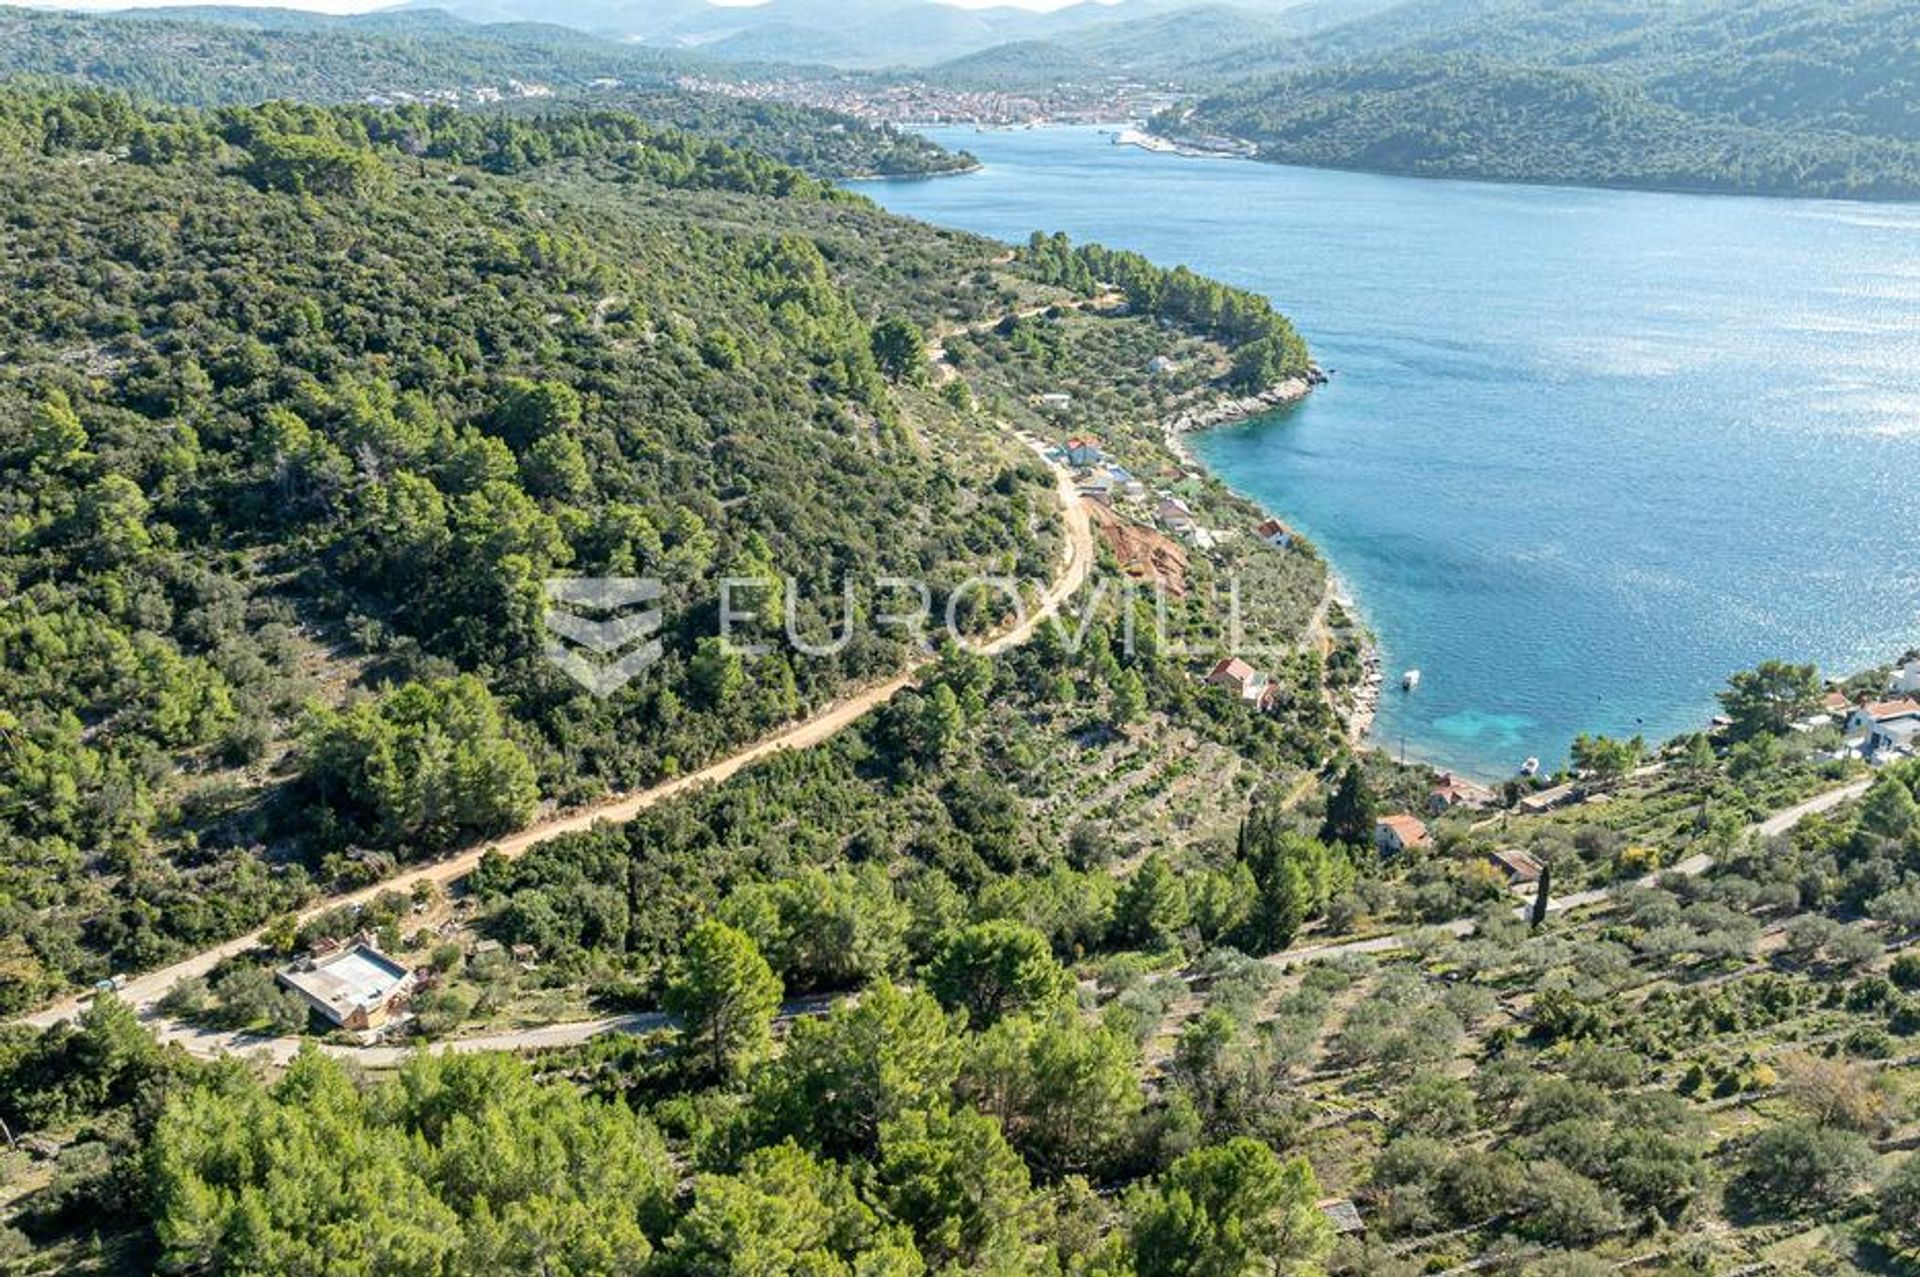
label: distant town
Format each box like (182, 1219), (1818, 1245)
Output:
(673, 71), (1179, 130)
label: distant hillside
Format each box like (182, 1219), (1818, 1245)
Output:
(395, 0), (1172, 69)
(0, 5), (685, 104)
(0, 5), (970, 177)
(1162, 0), (1920, 199)
(915, 0), (1402, 90)
(1169, 54), (1920, 199)
(917, 39), (1113, 91)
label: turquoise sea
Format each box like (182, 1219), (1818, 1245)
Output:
(851, 127), (1920, 781)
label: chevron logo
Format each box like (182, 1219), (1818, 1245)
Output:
(542, 577), (665, 697)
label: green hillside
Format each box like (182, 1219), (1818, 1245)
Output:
(0, 88), (1060, 1005)
(1171, 53), (1920, 198)
(0, 5), (683, 104)
(906, 0), (1920, 198)
(1164, 0), (1920, 197)
(0, 5), (971, 178)
(4, 11), (1920, 1277)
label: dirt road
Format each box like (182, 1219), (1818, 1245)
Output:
(19, 461), (1093, 1039)
(138, 772), (1865, 1066)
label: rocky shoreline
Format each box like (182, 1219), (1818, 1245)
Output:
(1342, 583), (1385, 744)
(846, 158), (984, 181)
(1160, 373), (1319, 468)
(1156, 366), (1384, 748)
(1164, 371), (1322, 438)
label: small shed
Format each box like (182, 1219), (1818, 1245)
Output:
(1486, 848), (1545, 885)
(1317, 1198), (1364, 1236)
(1428, 772), (1495, 812)
(1517, 783), (1581, 814)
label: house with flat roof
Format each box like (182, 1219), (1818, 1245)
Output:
(1517, 782), (1582, 814)
(278, 943), (417, 1032)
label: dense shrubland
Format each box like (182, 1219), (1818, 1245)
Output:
(1017, 232), (1312, 391)
(0, 5), (971, 179)
(9, 738), (1918, 1274)
(1162, 0), (1920, 200)
(3, 40), (1918, 1275)
(0, 89), (1182, 1008)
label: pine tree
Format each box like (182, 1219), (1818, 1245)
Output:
(1320, 765), (1377, 849)
(665, 921), (783, 1079)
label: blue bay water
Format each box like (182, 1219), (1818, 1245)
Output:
(851, 127), (1920, 780)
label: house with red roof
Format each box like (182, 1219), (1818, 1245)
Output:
(1064, 436), (1102, 467)
(1844, 697), (1920, 761)
(1205, 657), (1271, 707)
(1428, 772), (1495, 813)
(1255, 517), (1294, 548)
(1846, 698), (1920, 739)
(1374, 814), (1431, 856)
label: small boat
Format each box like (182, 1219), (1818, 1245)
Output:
(1401, 669), (1421, 692)
(1520, 757), (1541, 778)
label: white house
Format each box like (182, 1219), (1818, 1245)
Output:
(278, 943), (417, 1032)
(1872, 717), (1920, 760)
(1842, 697), (1920, 762)
(1846, 698), (1920, 740)
(1892, 660), (1920, 695)
(1255, 518), (1295, 548)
